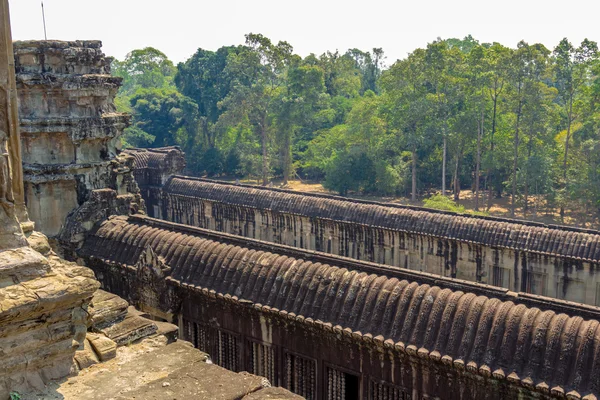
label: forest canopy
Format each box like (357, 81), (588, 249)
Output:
(112, 34), (600, 221)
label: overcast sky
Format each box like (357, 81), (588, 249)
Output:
(7, 0), (600, 66)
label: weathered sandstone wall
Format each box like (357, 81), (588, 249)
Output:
(0, 7), (99, 397)
(13, 40), (143, 251)
(156, 176), (600, 307)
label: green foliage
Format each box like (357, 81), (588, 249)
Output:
(128, 88), (198, 148)
(423, 194), (468, 212)
(9, 392), (21, 400)
(113, 47), (176, 95)
(423, 194), (488, 216)
(121, 126), (155, 148)
(113, 34), (600, 224)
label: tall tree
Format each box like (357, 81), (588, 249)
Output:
(553, 38), (599, 219)
(113, 47), (176, 95)
(424, 41), (463, 196)
(483, 44), (512, 209)
(217, 34), (293, 185)
(381, 49), (429, 201)
(175, 46), (246, 150)
(129, 88), (199, 147)
(276, 60), (327, 184)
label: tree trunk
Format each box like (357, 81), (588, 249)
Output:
(523, 172), (528, 218)
(475, 107), (483, 211)
(560, 96), (574, 221)
(282, 133), (291, 186)
(524, 133), (533, 218)
(487, 94), (498, 210)
(512, 100), (522, 218)
(453, 144), (463, 201)
(260, 116), (268, 186)
(411, 149), (417, 202)
(442, 133), (447, 196)
(533, 180), (538, 219)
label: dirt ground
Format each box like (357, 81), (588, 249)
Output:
(226, 177), (600, 229)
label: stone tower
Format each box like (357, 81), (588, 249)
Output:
(12, 40), (143, 253)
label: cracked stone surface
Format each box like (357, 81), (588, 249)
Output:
(26, 339), (296, 400)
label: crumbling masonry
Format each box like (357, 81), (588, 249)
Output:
(13, 40), (143, 254)
(0, 3), (99, 396)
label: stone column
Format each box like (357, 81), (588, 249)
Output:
(0, 0), (32, 233)
(0, 0), (28, 251)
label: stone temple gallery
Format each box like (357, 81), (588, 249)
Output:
(1, 2), (600, 399)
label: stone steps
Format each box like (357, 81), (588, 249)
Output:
(88, 289), (128, 329)
(98, 312), (158, 346)
(81, 291), (177, 364)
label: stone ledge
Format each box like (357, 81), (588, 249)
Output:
(88, 289), (128, 329)
(0, 246), (50, 287)
(20, 114), (130, 141)
(0, 265), (99, 324)
(27, 339), (301, 400)
(242, 387), (305, 399)
(16, 73), (122, 89)
(98, 313), (158, 346)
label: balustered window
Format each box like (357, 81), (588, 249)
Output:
(326, 366), (360, 400)
(247, 340), (277, 385)
(369, 379), (411, 400)
(284, 352), (317, 399)
(182, 319), (211, 355)
(215, 330), (240, 371)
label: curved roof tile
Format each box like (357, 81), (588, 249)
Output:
(123, 147), (183, 170)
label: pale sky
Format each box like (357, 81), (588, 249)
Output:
(7, 0), (600, 66)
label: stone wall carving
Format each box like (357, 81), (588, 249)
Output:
(13, 40), (144, 250)
(153, 176), (600, 307)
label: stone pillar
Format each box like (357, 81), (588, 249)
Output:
(0, 0), (27, 249)
(0, 0), (32, 234)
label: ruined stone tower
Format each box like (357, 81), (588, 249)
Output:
(12, 40), (143, 252)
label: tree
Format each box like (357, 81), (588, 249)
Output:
(381, 49), (429, 201)
(113, 47), (176, 95)
(129, 88), (198, 147)
(175, 46), (246, 151)
(465, 44), (487, 209)
(217, 34), (293, 185)
(553, 38), (599, 219)
(482, 43), (512, 208)
(276, 60), (327, 184)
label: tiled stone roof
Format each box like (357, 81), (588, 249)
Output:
(82, 215), (600, 398)
(163, 176), (600, 263)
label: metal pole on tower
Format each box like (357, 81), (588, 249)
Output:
(41, 1), (47, 40)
